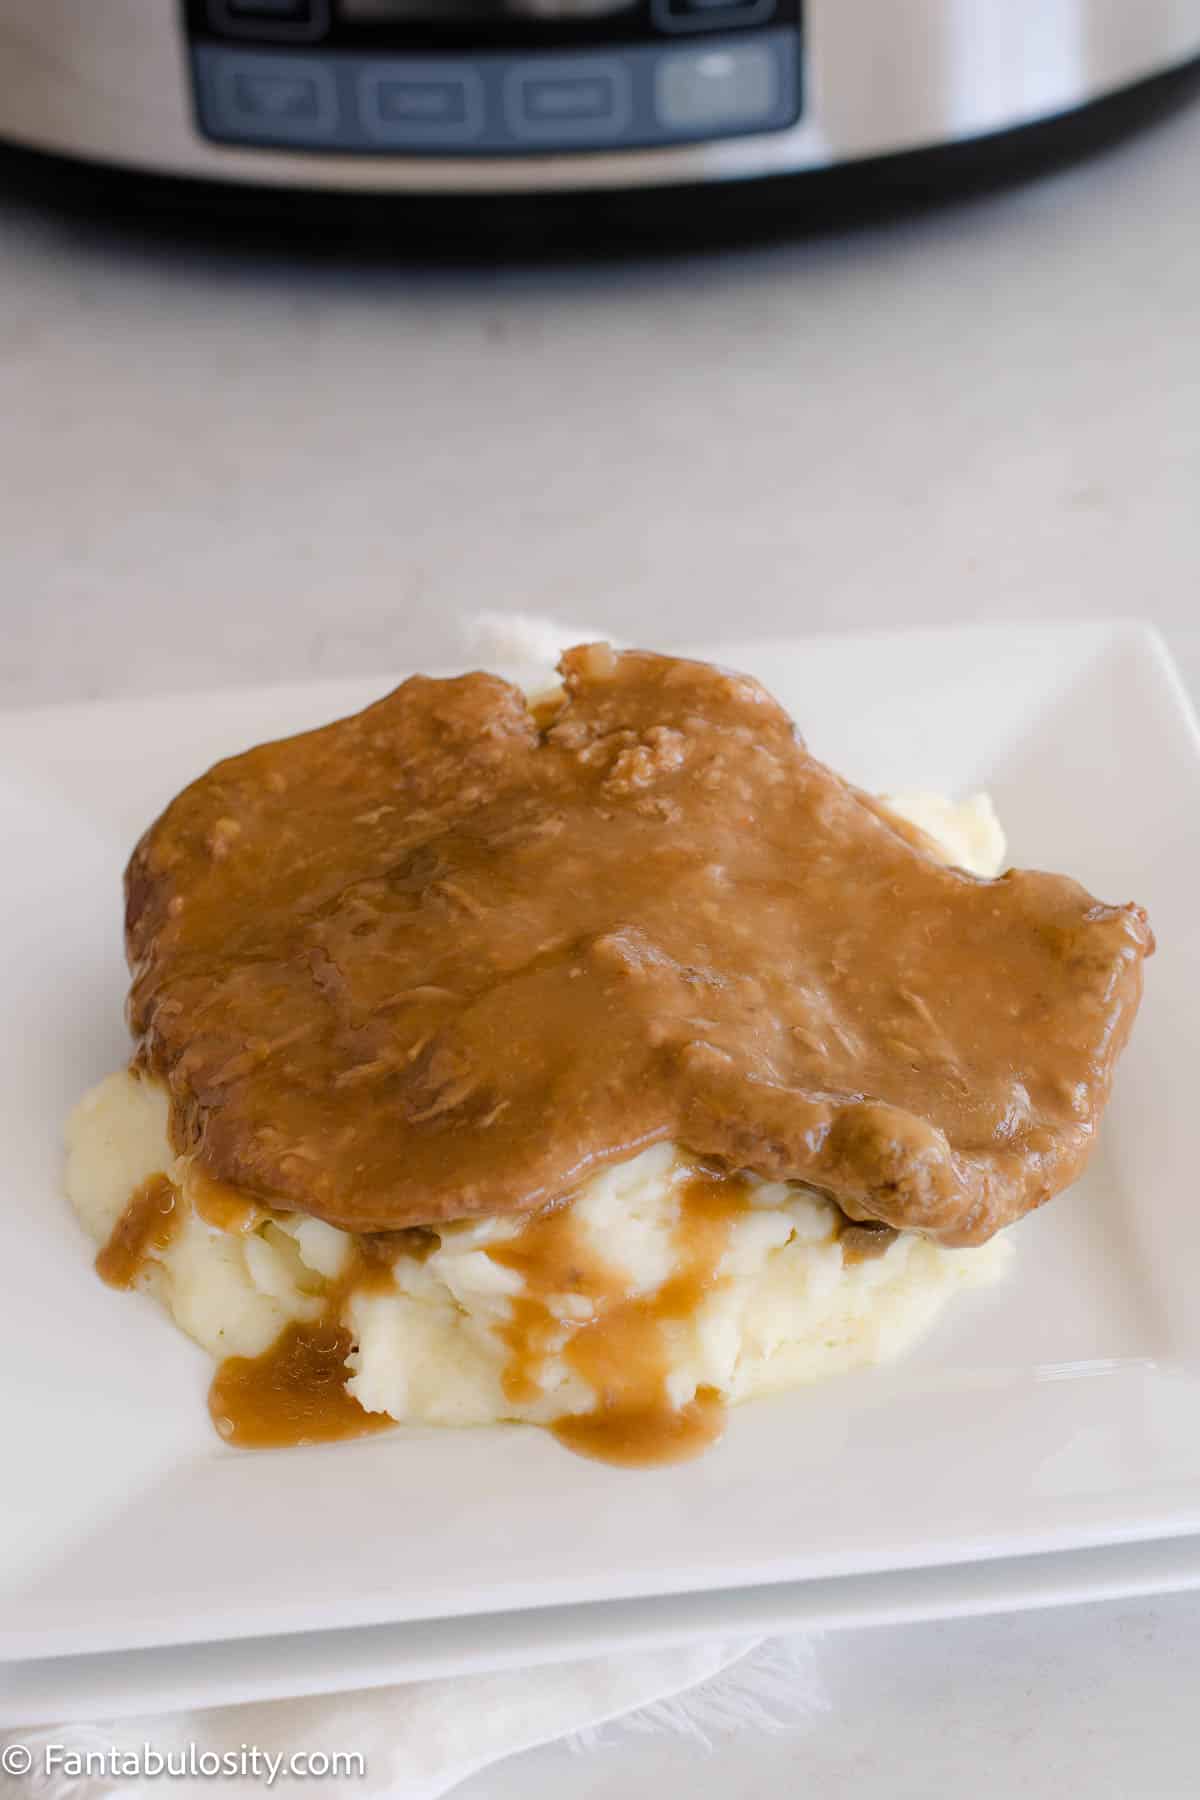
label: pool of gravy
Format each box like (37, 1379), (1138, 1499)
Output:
(490, 1168), (751, 1467)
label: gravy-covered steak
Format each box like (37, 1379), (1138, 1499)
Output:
(125, 646), (1152, 1247)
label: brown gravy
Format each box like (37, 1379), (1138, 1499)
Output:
(208, 1317), (393, 1450)
(837, 1218), (900, 1264)
(106, 1163), (895, 1465)
(190, 1170), (264, 1236)
(126, 645), (1152, 1250)
(107, 644), (1154, 1466)
(491, 1169), (750, 1466)
(96, 1172), (183, 1289)
(206, 1169), (751, 1464)
(207, 1242), (397, 1449)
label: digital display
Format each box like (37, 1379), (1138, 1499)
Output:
(333, 0), (657, 46)
(339, 1), (641, 17)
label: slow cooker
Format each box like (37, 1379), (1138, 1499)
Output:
(2, 1), (1200, 207)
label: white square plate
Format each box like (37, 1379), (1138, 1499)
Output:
(2, 620), (1197, 1670)
(10, 1532), (1200, 1728)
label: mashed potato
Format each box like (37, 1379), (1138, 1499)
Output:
(64, 791), (1013, 1446)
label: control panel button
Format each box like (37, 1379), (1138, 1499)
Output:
(652, 0), (776, 32)
(207, 1), (331, 43)
(505, 57), (632, 143)
(211, 52), (340, 141)
(655, 41), (778, 130)
(360, 63), (486, 146)
(192, 30), (799, 155)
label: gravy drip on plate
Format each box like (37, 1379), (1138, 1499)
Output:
(491, 1167), (751, 1467)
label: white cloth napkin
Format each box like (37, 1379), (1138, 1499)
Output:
(459, 610), (618, 671)
(0, 1636), (833, 1800)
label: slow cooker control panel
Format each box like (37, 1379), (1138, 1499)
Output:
(184, 1), (802, 155)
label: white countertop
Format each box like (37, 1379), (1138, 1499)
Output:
(3, 77), (1199, 1800)
(459, 1591), (1200, 1799)
(3, 86), (1200, 707)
